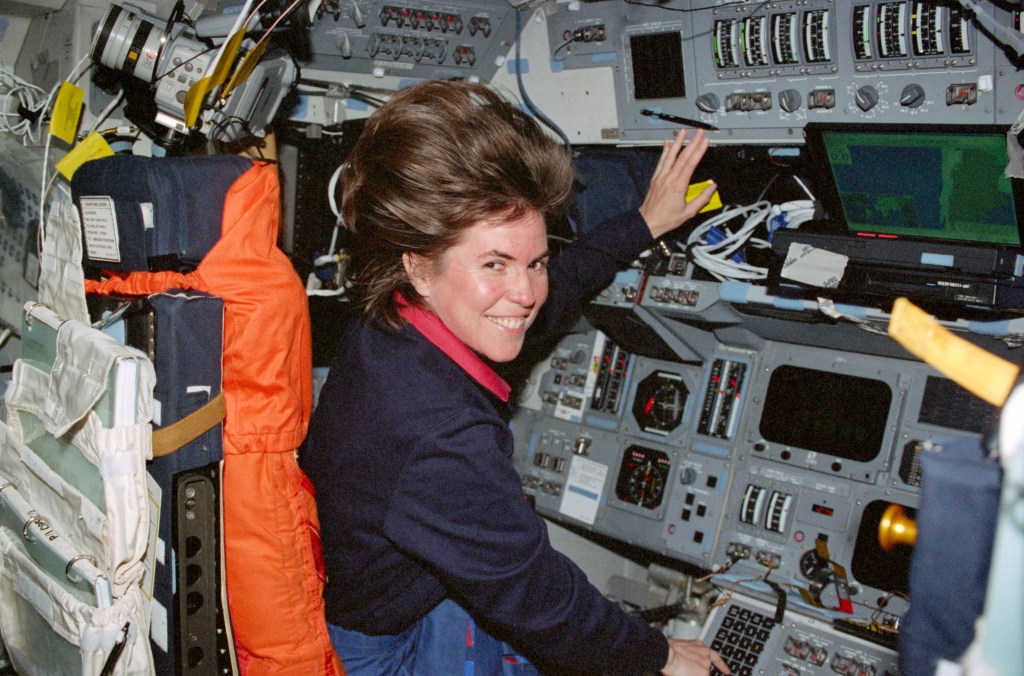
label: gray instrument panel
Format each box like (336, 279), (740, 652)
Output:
(300, 0), (518, 83)
(544, 0), (1024, 143)
(509, 289), (990, 629)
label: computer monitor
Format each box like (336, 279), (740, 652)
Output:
(803, 122), (1024, 248)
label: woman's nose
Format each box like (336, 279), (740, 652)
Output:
(507, 268), (539, 307)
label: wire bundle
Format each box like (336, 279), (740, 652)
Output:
(0, 65), (55, 145)
(683, 199), (816, 282)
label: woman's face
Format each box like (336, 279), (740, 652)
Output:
(404, 210), (550, 363)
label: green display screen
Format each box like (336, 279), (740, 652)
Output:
(807, 124), (1024, 248)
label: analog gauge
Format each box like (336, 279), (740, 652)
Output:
(615, 445), (671, 510)
(632, 371), (688, 435)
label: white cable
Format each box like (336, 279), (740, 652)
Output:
(792, 176), (816, 202)
(307, 287), (347, 297)
(36, 54), (91, 253)
(0, 66), (49, 143)
(314, 161), (350, 285)
(36, 80), (62, 252)
(327, 161), (343, 219)
(682, 199), (815, 282)
(85, 88), (125, 137)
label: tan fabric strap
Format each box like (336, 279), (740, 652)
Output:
(152, 392), (226, 458)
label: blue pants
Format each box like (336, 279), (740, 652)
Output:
(899, 437), (1001, 675)
(328, 600), (540, 676)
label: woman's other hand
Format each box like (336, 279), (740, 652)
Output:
(661, 638), (730, 676)
(639, 129), (716, 240)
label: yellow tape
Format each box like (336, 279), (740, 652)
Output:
(54, 132), (114, 180)
(687, 179), (723, 213)
(223, 41), (268, 99)
(887, 297), (1018, 406)
(184, 30), (249, 127)
(49, 82), (84, 144)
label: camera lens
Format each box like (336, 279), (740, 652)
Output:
(91, 4), (167, 83)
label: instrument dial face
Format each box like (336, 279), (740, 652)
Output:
(615, 445), (671, 510)
(632, 371), (688, 435)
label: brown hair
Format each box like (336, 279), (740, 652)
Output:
(341, 80), (575, 326)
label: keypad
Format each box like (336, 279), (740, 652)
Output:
(709, 603), (774, 676)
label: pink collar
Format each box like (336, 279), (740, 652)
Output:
(397, 296), (511, 402)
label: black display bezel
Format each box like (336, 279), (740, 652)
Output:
(802, 121), (1024, 249)
(758, 364), (892, 464)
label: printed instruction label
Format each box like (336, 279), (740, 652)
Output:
(781, 242), (847, 289)
(559, 456), (608, 525)
(79, 196), (121, 262)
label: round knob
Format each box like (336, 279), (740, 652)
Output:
(855, 85), (879, 112)
(695, 93), (720, 114)
(778, 88), (802, 113)
(572, 437), (591, 456)
(878, 503), (917, 550)
(679, 467), (697, 485)
(900, 84), (926, 108)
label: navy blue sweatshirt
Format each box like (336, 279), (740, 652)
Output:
(301, 211), (669, 675)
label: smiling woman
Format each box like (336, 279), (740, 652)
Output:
(402, 212), (551, 363)
(299, 79), (725, 676)
(339, 80), (574, 330)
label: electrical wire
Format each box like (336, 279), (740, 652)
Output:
(250, 0), (308, 55)
(155, 45), (220, 86)
(0, 66), (50, 143)
(307, 159), (351, 298)
(682, 199), (816, 282)
(84, 88), (126, 138)
(35, 54), (90, 258)
(622, 0), (773, 40)
(552, 31), (575, 62)
(515, 8), (571, 152)
(709, 560), (777, 612)
(623, 0), (764, 13)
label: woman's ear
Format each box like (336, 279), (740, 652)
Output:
(402, 252), (432, 299)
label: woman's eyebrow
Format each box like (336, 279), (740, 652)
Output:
(481, 249), (552, 262)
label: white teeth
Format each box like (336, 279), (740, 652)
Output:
(489, 317), (525, 329)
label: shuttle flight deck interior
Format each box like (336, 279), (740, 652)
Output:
(1, 0), (1024, 674)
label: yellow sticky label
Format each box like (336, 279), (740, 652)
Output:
(183, 76), (215, 128)
(688, 179), (723, 213)
(54, 132), (115, 180)
(184, 30), (249, 127)
(212, 30), (248, 90)
(49, 82), (84, 144)
(888, 297), (1018, 406)
(223, 40), (268, 99)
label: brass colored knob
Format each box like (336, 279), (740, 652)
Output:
(878, 503), (917, 551)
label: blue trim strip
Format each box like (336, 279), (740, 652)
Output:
(772, 295), (806, 311)
(719, 281), (750, 303)
(568, 485), (599, 500)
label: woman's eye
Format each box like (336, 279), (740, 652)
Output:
(485, 261), (505, 271)
(530, 259), (549, 271)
